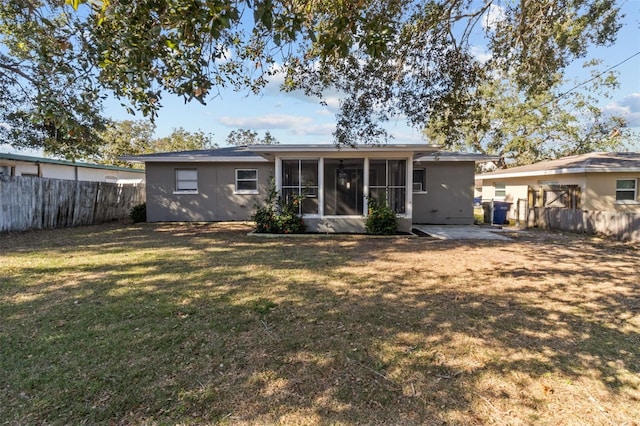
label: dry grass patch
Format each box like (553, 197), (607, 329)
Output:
(1, 222), (638, 425)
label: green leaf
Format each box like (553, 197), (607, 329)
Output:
(65, 0), (82, 10)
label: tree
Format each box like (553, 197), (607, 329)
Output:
(92, 120), (156, 167)
(0, 1), (107, 159)
(152, 127), (216, 153)
(1, 0), (624, 154)
(93, 121), (216, 167)
(226, 129), (280, 146)
(424, 64), (630, 169)
(79, 0), (623, 145)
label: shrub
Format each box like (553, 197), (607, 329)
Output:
(365, 196), (397, 235)
(252, 180), (305, 234)
(129, 203), (146, 223)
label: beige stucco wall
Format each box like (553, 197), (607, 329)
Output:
(585, 172), (640, 213)
(412, 161), (475, 225)
(145, 162), (274, 222)
(481, 171), (640, 219)
(481, 174), (588, 221)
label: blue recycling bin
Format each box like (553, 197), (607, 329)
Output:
(491, 201), (512, 225)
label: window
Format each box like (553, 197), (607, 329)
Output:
(494, 183), (506, 199)
(282, 159), (319, 214)
(235, 169), (258, 194)
(369, 159), (407, 214)
(175, 169), (198, 193)
(616, 179), (637, 201)
(413, 168), (426, 192)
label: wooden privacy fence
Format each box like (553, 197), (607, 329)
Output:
(0, 176), (145, 232)
(529, 207), (640, 242)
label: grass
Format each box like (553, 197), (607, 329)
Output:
(1, 222), (639, 425)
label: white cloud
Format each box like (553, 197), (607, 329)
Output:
(218, 113), (336, 138)
(290, 123), (335, 137)
(470, 45), (492, 64)
(482, 4), (506, 31)
(261, 62), (343, 113)
(604, 93), (640, 127)
(214, 45), (232, 64)
(218, 114), (313, 129)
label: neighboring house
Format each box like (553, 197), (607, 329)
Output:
(476, 152), (640, 222)
(122, 144), (495, 233)
(0, 153), (145, 183)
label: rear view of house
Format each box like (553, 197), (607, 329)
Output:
(123, 144), (495, 233)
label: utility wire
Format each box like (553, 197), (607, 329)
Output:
(552, 49), (640, 104)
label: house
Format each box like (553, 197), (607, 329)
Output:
(0, 152), (145, 183)
(476, 152), (640, 223)
(121, 144), (495, 233)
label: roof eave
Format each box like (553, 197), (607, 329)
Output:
(478, 166), (640, 180)
(119, 155), (269, 163)
(416, 154), (500, 163)
(248, 143), (440, 157)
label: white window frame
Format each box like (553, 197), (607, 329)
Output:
(174, 168), (198, 194)
(235, 169), (259, 194)
(494, 183), (506, 199)
(615, 179), (638, 203)
(412, 168), (426, 192)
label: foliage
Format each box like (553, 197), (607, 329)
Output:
(92, 121), (215, 167)
(0, 0), (624, 155)
(226, 129), (280, 146)
(92, 120), (155, 167)
(252, 179), (305, 234)
(365, 195), (398, 235)
(152, 127), (216, 153)
(129, 202), (146, 223)
(0, 1), (107, 159)
(425, 65), (630, 168)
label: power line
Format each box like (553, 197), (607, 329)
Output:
(554, 49), (640, 102)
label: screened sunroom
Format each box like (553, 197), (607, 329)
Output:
(249, 144), (439, 233)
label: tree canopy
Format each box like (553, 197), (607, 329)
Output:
(0, 0), (106, 159)
(93, 120), (216, 167)
(425, 63), (630, 169)
(226, 129), (279, 146)
(0, 0), (625, 157)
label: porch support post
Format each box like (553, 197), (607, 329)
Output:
(275, 157), (282, 191)
(406, 156), (413, 220)
(318, 157), (324, 217)
(363, 157), (369, 216)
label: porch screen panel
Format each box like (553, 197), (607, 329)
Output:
(388, 160), (406, 214)
(281, 159), (319, 215)
(324, 159), (364, 215)
(369, 160), (387, 203)
(368, 159), (407, 214)
(300, 160), (319, 214)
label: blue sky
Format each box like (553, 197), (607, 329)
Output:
(98, 0), (640, 149)
(3, 1), (640, 155)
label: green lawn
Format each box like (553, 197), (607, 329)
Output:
(1, 222), (638, 424)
